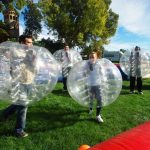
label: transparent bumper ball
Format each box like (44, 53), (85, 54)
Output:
(67, 58), (122, 107)
(120, 49), (150, 78)
(0, 41), (59, 105)
(53, 49), (82, 77)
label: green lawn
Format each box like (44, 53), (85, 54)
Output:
(0, 79), (150, 150)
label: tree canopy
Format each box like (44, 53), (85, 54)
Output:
(36, 38), (64, 54)
(22, 2), (42, 39)
(0, 0), (27, 10)
(39, 0), (119, 50)
(0, 21), (9, 42)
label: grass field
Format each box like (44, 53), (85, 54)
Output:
(0, 79), (150, 150)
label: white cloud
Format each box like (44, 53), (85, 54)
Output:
(105, 0), (150, 51)
(111, 0), (150, 36)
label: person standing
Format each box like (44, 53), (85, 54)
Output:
(86, 51), (103, 123)
(1, 35), (35, 137)
(61, 43), (72, 91)
(129, 46), (143, 94)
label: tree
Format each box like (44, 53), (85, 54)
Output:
(0, 21), (9, 42)
(0, 1), (4, 12)
(22, 2), (42, 39)
(15, 0), (27, 10)
(0, 0), (27, 10)
(0, 2), (9, 43)
(36, 38), (64, 54)
(0, 0), (14, 5)
(39, 0), (119, 52)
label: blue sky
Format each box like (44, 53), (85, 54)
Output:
(104, 0), (150, 51)
(1, 0), (150, 51)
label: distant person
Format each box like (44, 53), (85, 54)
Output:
(1, 35), (35, 137)
(129, 46), (143, 94)
(53, 42), (82, 90)
(61, 43), (72, 91)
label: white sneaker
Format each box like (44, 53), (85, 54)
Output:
(89, 109), (93, 115)
(96, 115), (104, 123)
(129, 91), (135, 94)
(138, 91), (143, 95)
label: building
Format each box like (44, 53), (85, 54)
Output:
(3, 9), (19, 39)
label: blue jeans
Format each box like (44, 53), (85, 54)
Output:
(89, 85), (102, 109)
(3, 84), (31, 132)
(3, 104), (28, 132)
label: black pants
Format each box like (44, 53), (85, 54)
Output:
(62, 67), (71, 90)
(62, 77), (67, 90)
(130, 76), (142, 92)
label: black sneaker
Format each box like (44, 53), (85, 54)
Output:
(15, 131), (28, 138)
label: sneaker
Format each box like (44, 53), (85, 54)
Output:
(138, 91), (143, 95)
(89, 109), (93, 115)
(129, 91), (135, 94)
(15, 131), (28, 138)
(62, 89), (67, 92)
(96, 115), (104, 123)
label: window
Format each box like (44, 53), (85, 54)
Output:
(10, 15), (12, 20)
(13, 16), (16, 20)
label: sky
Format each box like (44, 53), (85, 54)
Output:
(104, 0), (150, 51)
(1, 0), (150, 51)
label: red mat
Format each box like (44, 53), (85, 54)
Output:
(90, 121), (150, 150)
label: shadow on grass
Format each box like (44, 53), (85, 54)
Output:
(120, 91), (130, 95)
(0, 106), (94, 136)
(122, 84), (150, 92)
(143, 85), (150, 90)
(0, 118), (16, 136)
(26, 107), (93, 133)
(52, 89), (71, 97)
(122, 85), (130, 90)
